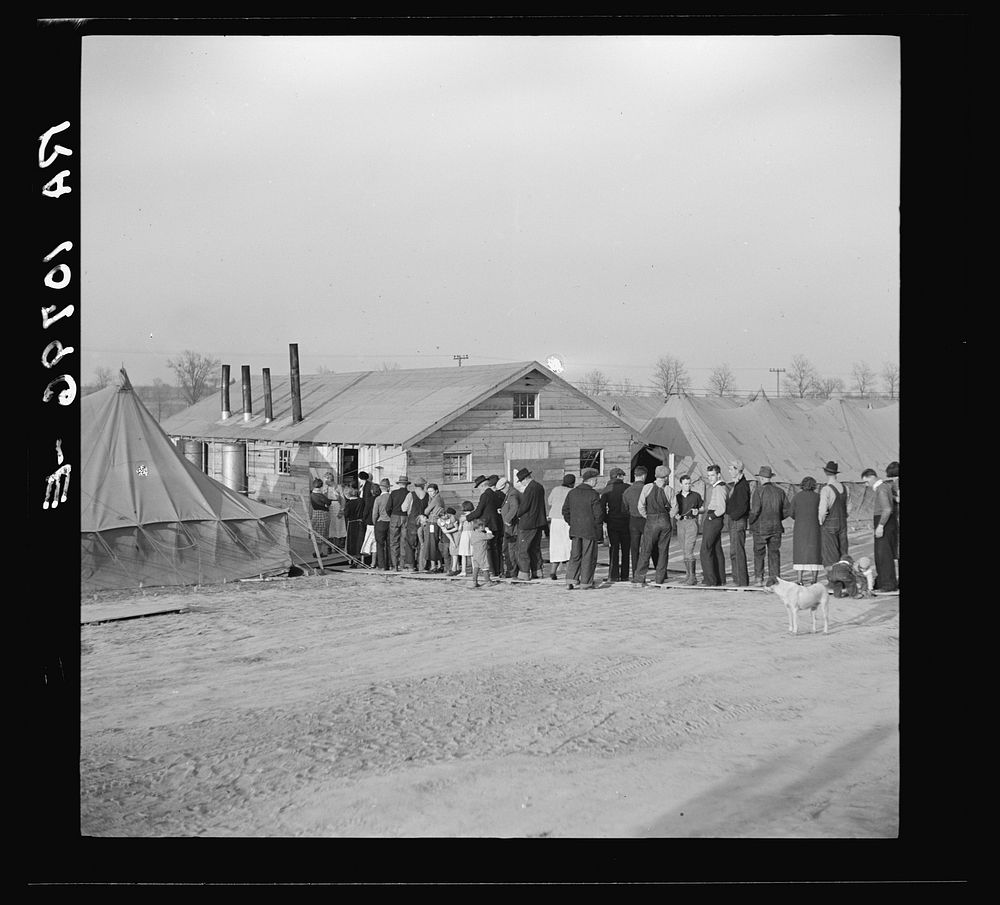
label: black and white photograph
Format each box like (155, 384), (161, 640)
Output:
(30, 15), (963, 876)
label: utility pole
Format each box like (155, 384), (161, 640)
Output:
(453, 354), (469, 367)
(769, 367), (786, 397)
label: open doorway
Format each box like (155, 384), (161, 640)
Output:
(339, 448), (359, 486)
(630, 446), (664, 484)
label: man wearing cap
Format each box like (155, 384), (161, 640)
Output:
(498, 476), (521, 578)
(818, 460), (850, 568)
(623, 466), (657, 578)
(600, 467), (631, 582)
(514, 467), (547, 579)
(700, 464), (728, 586)
(726, 460), (752, 586)
(384, 475), (411, 571)
(631, 464), (674, 587)
(371, 478), (393, 570)
(401, 478), (429, 570)
(748, 466), (788, 586)
(563, 468), (604, 589)
(468, 474), (503, 577)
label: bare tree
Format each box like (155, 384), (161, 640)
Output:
(782, 355), (819, 398)
(881, 361), (900, 399)
(316, 365), (336, 374)
(378, 361), (400, 372)
(167, 350), (221, 405)
(580, 369), (611, 397)
(813, 375), (846, 399)
(708, 363), (737, 397)
(652, 355), (690, 397)
(851, 360), (877, 397)
(612, 377), (639, 396)
(93, 366), (114, 390)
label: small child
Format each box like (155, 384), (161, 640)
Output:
(457, 500), (475, 576)
(438, 508), (461, 575)
(826, 554), (861, 598)
(854, 555), (876, 598)
(468, 518), (497, 588)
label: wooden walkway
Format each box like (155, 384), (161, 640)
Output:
(81, 600), (189, 625)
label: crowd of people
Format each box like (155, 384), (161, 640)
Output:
(308, 459), (899, 594)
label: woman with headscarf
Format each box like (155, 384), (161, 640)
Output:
(790, 475), (823, 585)
(546, 473), (576, 580)
(343, 486), (365, 568)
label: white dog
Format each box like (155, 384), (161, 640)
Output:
(765, 577), (829, 635)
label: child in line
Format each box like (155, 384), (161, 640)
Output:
(438, 508), (461, 575)
(456, 500), (475, 576)
(468, 518), (498, 589)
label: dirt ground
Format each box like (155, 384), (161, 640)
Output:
(80, 558), (899, 839)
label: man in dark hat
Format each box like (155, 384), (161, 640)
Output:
(748, 465), (788, 586)
(371, 477), (393, 570)
(818, 460), (849, 568)
(563, 468), (604, 589)
(600, 467), (631, 582)
(468, 474), (503, 577)
(514, 467), (547, 579)
(384, 475), (411, 570)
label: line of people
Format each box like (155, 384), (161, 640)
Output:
(309, 458), (899, 594)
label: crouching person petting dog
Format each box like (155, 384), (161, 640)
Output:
(765, 576), (830, 635)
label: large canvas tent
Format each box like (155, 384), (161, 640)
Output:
(606, 394), (899, 522)
(81, 371), (291, 592)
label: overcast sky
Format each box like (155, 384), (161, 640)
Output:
(81, 34), (899, 393)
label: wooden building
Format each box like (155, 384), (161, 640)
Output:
(161, 359), (666, 520)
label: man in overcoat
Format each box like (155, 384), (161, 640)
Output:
(563, 468), (604, 589)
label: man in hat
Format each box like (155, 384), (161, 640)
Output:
(748, 465), (788, 586)
(700, 464), (728, 586)
(600, 466), (631, 582)
(631, 464), (675, 587)
(384, 475), (411, 570)
(563, 468), (604, 589)
(371, 477), (393, 570)
(356, 471), (382, 566)
(468, 474), (503, 577)
(818, 460), (849, 568)
(401, 477), (429, 570)
(514, 467), (547, 579)
(496, 476), (519, 578)
(726, 460), (752, 586)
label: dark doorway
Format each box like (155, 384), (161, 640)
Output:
(340, 448), (359, 485)
(630, 446), (663, 483)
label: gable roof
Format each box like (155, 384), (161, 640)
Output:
(161, 360), (656, 448)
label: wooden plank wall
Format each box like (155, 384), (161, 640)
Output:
(407, 374), (637, 500)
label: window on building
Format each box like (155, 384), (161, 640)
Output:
(579, 448), (604, 474)
(277, 448), (291, 475)
(512, 392), (539, 420)
(442, 452), (472, 483)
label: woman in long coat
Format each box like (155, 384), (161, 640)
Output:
(790, 475), (823, 585)
(546, 474), (576, 580)
(310, 478), (331, 539)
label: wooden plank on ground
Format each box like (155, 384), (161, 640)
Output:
(81, 601), (188, 625)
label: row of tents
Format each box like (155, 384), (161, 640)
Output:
(81, 369), (898, 593)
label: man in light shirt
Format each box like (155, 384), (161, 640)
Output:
(700, 464), (728, 586)
(630, 464), (674, 587)
(863, 462), (898, 591)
